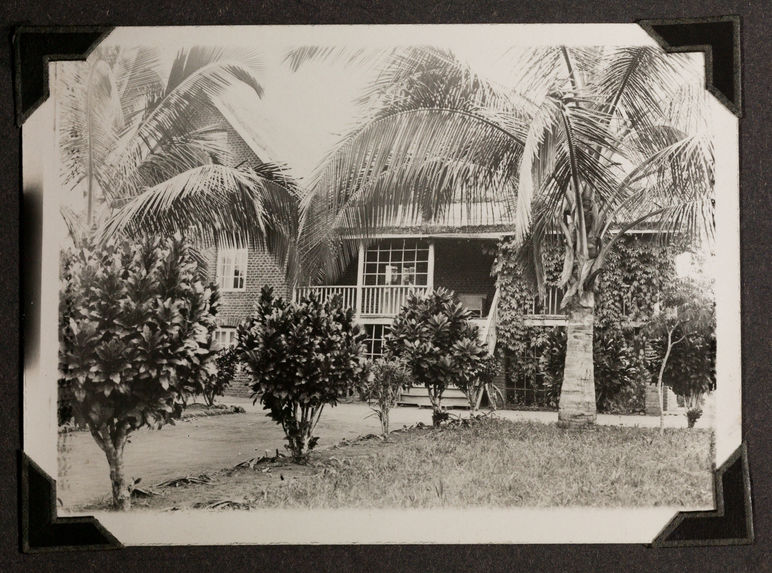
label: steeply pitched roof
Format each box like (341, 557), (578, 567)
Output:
(212, 89), (277, 165)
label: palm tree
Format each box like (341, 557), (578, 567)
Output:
(58, 45), (299, 260)
(293, 46), (714, 427)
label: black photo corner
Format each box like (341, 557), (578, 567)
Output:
(14, 17), (752, 552)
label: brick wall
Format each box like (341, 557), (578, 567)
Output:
(188, 103), (292, 327)
(202, 245), (290, 327)
(434, 239), (497, 313)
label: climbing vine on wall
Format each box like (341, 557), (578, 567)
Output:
(493, 234), (685, 413)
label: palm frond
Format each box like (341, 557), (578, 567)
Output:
(298, 106), (524, 281)
(360, 47), (525, 118)
(112, 46), (164, 123)
(596, 47), (699, 130)
(106, 59), (265, 199)
(612, 135), (713, 243)
(284, 46), (392, 72)
(57, 58), (125, 193)
(165, 46), (263, 97)
(100, 163), (299, 266)
(515, 91), (621, 244)
(105, 125), (233, 201)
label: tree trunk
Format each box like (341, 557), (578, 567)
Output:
(558, 296), (597, 428)
(469, 387), (480, 411)
(428, 387), (445, 427)
(105, 445), (130, 510)
(89, 425), (131, 510)
(656, 331), (674, 435)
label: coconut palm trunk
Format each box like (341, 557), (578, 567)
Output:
(558, 295), (597, 427)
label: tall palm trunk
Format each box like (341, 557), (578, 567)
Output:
(558, 293), (597, 427)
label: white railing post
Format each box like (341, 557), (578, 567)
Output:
(355, 240), (365, 318)
(427, 240), (435, 292)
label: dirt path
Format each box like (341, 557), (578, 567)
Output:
(57, 401), (433, 508)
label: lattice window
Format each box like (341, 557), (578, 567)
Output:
(363, 324), (391, 359)
(214, 327), (237, 348)
(216, 248), (247, 291)
(363, 240), (429, 286)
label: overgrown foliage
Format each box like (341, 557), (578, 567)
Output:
(386, 288), (491, 425)
(200, 346), (239, 407)
(495, 235), (680, 413)
(360, 358), (412, 435)
(237, 287), (368, 461)
(59, 235), (219, 509)
(686, 408), (703, 428)
(538, 327), (647, 413)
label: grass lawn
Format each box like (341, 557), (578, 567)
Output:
(90, 416), (714, 511)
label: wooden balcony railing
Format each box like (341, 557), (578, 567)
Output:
(361, 285), (429, 316)
(293, 284), (429, 317)
(294, 284), (636, 324)
(293, 285), (358, 310)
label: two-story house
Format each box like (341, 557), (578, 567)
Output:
(202, 104), (680, 414)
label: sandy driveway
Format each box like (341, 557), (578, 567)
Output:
(57, 399), (433, 508)
(57, 397), (700, 509)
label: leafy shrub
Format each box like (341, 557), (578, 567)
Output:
(593, 328), (644, 412)
(537, 328), (567, 408)
(237, 286), (368, 461)
(647, 276), (715, 430)
(59, 235), (219, 509)
(200, 346), (239, 406)
(386, 288), (488, 426)
(660, 281), (716, 407)
(453, 341), (500, 410)
(686, 407), (703, 428)
(360, 358), (412, 435)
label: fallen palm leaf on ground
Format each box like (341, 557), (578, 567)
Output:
(155, 473), (216, 488)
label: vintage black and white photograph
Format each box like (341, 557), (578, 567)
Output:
(22, 23), (741, 545)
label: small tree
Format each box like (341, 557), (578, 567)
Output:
(200, 346), (239, 407)
(387, 288), (486, 426)
(452, 339), (500, 411)
(662, 296), (716, 428)
(59, 236), (219, 509)
(360, 358), (412, 435)
(237, 287), (368, 461)
(646, 276), (715, 431)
